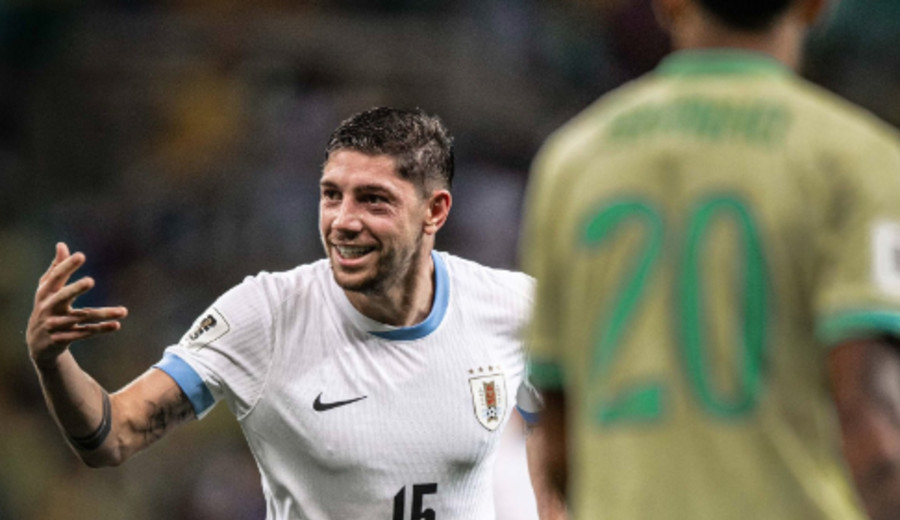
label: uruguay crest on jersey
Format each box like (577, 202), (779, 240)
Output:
(468, 368), (507, 431)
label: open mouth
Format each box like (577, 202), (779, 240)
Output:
(334, 244), (376, 260)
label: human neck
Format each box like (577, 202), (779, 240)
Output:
(672, 7), (804, 69)
(345, 249), (436, 327)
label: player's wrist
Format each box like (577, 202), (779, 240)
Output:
(30, 346), (68, 372)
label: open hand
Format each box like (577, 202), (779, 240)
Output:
(26, 243), (128, 368)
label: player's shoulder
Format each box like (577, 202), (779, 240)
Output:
(776, 78), (900, 192)
(787, 77), (900, 151)
(438, 251), (534, 303)
(238, 258), (332, 312)
(533, 75), (658, 176)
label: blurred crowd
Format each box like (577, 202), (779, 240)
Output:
(1, 1), (898, 518)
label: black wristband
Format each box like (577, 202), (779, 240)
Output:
(68, 391), (112, 451)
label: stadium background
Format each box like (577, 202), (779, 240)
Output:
(1, 1), (898, 518)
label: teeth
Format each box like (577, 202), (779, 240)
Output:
(336, 245), (374, 259)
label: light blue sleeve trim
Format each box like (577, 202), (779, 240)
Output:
(817, 310), (900, 346)
(370, 250), (450, 341)
(153, 352), (216, 416)
(517, 406), (541, 425)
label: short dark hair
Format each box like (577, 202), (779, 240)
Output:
(324, 107), (454, 192)
(696, 0), (793, 30)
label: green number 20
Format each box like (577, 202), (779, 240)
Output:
(583, 196), (768, 425)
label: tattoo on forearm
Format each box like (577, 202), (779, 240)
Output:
(141, 391), (193, 443)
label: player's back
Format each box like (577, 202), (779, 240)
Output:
(527, 50), (900, 519)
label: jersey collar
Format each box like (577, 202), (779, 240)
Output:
(656, 49), (791, 77)
(333, 250), (450, 341)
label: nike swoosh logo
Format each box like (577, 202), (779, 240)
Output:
(313, 392), (368, 412)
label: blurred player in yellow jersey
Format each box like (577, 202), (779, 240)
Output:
(522, 0), (900, 518)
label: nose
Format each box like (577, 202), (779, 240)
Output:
(331, 198), (364, 234)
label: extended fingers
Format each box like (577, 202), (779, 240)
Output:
(39, 243), (72, 282)
(74, 306), (129, 321)
(50, 321), (122, 344)
(46, 276), (95, 312)
(37, 251), (86, 300)
(45, 307), (128, 332)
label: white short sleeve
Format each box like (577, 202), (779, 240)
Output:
(154, 274), (275, 419)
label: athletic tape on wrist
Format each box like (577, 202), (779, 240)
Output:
(68, 391), (112, 451)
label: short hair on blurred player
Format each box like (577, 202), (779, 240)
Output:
(324, 106), (455, 192)
(696, 0), (794, 30)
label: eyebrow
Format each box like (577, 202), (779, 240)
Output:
(319, 180), (396, 194)
(354, 184), (395, 195)
(318, 182), (401, 203)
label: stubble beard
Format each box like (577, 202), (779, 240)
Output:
(330, 232), (424, 297)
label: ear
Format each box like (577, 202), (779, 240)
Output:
(423, 190), (452, 235)
(652, 0), (688, 32)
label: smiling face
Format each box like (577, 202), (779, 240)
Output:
(319, 149), (433, 295)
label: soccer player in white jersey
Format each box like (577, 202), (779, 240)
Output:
(25, 107), (545, 519)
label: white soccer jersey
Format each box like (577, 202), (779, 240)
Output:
(154, 251), (536, 520)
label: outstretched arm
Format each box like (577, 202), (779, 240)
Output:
(27, 243), (194, 467)
(526, 390), (568, 520)
(829, 337), (900, 520)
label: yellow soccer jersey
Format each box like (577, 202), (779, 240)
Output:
(522, 50), (900, 520)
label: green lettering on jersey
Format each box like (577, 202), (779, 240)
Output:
(609, 97), (790, 146)
(582, 201), (665, 424)
(681, 197), (768, 417)
(581, 196), (769, 426)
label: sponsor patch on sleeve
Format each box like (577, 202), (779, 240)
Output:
(873, 220), (900, 297)
(179, 307), (231, 350)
